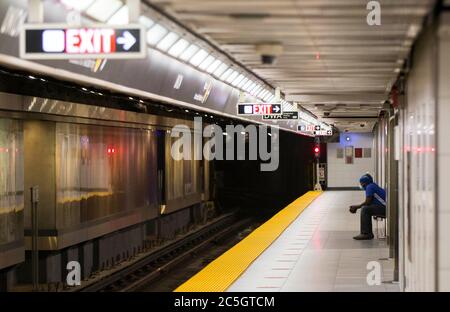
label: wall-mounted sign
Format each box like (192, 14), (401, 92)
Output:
(20, 24), (146, 60)
(263, 111), (298, 120)
(237, 103), (282, 116)
(345, 146), (354, 164)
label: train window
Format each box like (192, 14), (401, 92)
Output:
(55, 123), (158, 227)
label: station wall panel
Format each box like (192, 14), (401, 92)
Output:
(437, 12), (450, 291)
(401, 23), (437, 292)
(327, 132), (375, 188)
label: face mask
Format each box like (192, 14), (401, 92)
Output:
(359, 184), (365, 190)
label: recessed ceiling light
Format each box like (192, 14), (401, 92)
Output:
(226, 71), (239, 83)
(139, 16), (155, 29)
(213, 63), (229, 77)
(231, 74), (245, 86)
(85, 0), (123, 22)
(179, 44), (199, 61)
(237, 77), (249, 88)
(168, 38), (190, 57)
(199, 55), (216, 70)
(206, 59), (222, 73)
(157, 32), (179, 51)
(107, 5), (128, 24)
(147, 24), (169, 46)
(220, 68), (234, 80)
(190, 49), (209, 66)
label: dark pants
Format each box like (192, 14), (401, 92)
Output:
(361, 204), (386, 235)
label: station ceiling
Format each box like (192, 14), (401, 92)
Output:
(148, 0), (436, 132)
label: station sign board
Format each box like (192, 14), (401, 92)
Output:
(263, 111), (298, 120)
(20, 24), (146, 60)
(237, 103), (282, 116)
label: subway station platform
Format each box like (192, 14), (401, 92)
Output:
(177, 191), (399, 292)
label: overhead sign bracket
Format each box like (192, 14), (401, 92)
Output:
(127, 0), (141, 23)
(274, 87), (281, 103)
(28, 0), (44, 23)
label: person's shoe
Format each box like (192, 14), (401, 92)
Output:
(353, 233), (374, 240)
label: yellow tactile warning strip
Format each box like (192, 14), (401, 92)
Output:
(174, 190), (323, 292)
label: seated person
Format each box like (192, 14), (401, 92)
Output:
(349, 174), (386, 240)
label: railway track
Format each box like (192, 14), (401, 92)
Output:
(71, 213), (251, 292)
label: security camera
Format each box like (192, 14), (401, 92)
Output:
(261, 55), (277, 65)
(324, 112), (331, 117)
(256, 43), (283, 65)
(360, 124), (365, 128)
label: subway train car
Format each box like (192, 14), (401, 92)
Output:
(0, 90), (212, 288)
(0, 115), (23, 282)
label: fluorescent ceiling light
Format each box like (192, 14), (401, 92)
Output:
(139, 16), (155, 29)
(168, 38), (190, 57)
(241, 79), (252, 90)
(250, 86), (260, 96)
(226, 71), (239, 83)
(61, 0), (94, 11)
(257, 89), (268, 98)
(245, 81), (256, 92)
(179, 44), (199, 61)
(220, 68), (234, 80)
(237, 77), (249, 88)
(190, 49), (209, 66)
(85, 0), (123, 22)
(213, 63), (228, 77)
(147, 24), (168, 46)
(250, 84), (261, 95)
(157, 32), (179, 51)
(206, 59), (222, 73)
(107, 5), (128, 24)
(253, 86), (265, 97)
(232, 74), (245, 86)
(264, 93), (273, 102)
(199, 55), (216, 71)
(255, 89), (265, 97)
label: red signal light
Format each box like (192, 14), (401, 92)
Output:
(314, 147), (320, 153)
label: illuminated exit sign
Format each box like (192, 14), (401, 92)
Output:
(20, 24), (146, 60)
(237, 103), (282, 116)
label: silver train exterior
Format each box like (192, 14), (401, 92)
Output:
(0, 91), (209, 282)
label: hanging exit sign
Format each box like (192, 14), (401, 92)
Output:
(237, 103), (282, 116)
(20, 24), (146, 60)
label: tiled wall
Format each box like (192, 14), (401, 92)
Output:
(401, 23), (436, 292)
(437, 13), (450, 291)
(327, 133), (375, 188)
